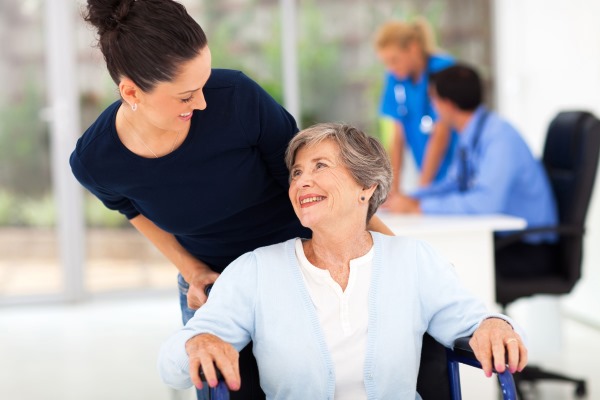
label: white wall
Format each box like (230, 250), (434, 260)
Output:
(493, 0), (600, 326)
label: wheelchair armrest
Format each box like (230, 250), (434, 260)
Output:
(447, 336), (481, 371)
(199, 365), (231, 398)
(199, 366), (224, 382)
(495, 224), (584, 250)
(447, 336), (518, 400)
(449, 336), (511, 367)
(451, 336), (476, 360)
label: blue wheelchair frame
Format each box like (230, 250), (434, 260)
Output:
(447, 336), (518, 400)
(200, 339), (518, 400)
(199, 286), (518, 399)
(199, 369), (230, 400)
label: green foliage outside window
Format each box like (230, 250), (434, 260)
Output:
(0, 0), (485, 228)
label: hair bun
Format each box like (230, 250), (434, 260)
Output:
(84, 0), (135, 35)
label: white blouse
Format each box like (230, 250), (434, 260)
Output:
(295, 238), (373, 400)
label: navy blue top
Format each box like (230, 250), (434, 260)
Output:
(70, 69), (310, 271)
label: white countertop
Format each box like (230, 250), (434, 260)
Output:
(377, 212), (527, 236)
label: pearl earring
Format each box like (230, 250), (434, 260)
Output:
(131, 103), (138, 111)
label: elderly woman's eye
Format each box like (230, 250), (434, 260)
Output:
(291, 169), (302, 179)
(316, 162), (327, 169)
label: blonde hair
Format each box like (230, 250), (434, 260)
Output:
(374, 17), (437, 54)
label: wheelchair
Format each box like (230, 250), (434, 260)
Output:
(200, 332), (518, 400)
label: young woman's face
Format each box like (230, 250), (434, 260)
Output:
(136, 46), (212, 132)
(288, 139), (365, 231)
(377, 42), (419, 79)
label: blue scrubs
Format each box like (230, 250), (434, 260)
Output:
(412, 106), (558, 244)
(379, 54), (456, 181)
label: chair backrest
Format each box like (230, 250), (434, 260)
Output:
(543, 111), (600, 283)
(417, 333), (452, 399)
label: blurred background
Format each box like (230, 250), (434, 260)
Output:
(1, 0), (599, 399)
(0, 0), (494, 300)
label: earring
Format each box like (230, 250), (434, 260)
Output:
(360, 196), (365, 201)
(131, 103), (138, 111)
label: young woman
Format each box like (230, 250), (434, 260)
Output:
(71, 1), (391, 398)
(374, 18), (457, 193)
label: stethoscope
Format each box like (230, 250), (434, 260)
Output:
(458, 110), (490, 192)
(394, 58), (434, 134)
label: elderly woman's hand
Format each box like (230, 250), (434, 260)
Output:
(469, 318), (528, 378)
(185, 333), (241, 391)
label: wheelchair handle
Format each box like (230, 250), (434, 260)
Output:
(199, 365), (224, 382)
(199, 282), (230, 399)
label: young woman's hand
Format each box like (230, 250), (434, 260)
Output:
(186, 265), (220, 309)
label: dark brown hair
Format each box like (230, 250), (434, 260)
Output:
(84, 0), (208, 92)
(429, 64), (483, 111)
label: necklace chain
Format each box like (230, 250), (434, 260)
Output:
(122, 110), (181, 158)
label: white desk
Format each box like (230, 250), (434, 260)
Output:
(377, 212), (526, 398)
(378, 213), (526, 309)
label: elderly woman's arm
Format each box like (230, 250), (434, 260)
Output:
(158, 252), (258, 391)
(414, 240), (527, 376)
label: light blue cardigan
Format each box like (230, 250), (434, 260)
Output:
(158, 232), (509, 399)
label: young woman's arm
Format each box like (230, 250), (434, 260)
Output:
(130, 214), (219, 309)
(367, 214), (395, 236)
(419, 121), (452, 186)
(389, 122), (406, 194)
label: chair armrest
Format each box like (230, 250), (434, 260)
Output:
(450, 336), (513, 367)
(448, 336), (478, 367)
(452, 336), (474, 357)
(447, 336), (518, 400)
(200, 366), (224, 382)
(199, 365), (230, 399)
(495, 224), (584, 250)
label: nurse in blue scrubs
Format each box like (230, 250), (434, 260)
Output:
(374, 18), (457, 197)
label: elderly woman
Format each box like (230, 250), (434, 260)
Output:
(158, 123), (527, 399)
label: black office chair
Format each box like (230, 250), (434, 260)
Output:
(494, 111), (600, 398)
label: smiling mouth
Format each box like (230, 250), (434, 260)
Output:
(179, 112), (192, 117)
(300, 196), (326, 205)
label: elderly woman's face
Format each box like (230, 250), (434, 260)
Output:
(289, 139), (364, 230)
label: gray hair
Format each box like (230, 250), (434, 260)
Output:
(285, 123), (392, 222)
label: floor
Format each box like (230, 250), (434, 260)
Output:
(0, 294), (597, 400)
